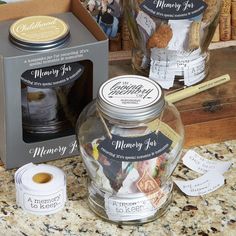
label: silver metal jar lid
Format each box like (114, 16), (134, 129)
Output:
(97, 75), (165, 122)
(9, 15), (70, 51)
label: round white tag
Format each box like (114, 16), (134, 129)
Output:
(99, 75), (162, 109)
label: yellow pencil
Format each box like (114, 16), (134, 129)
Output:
(166, 74), (230, 103)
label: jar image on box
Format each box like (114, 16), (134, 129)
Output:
(9, 15), (93, 143)
(76, 75), (184, 224)
(121, 0), (222, 89)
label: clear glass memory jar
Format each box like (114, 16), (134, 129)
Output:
(76, 75), (184, 224)
(121, 0), (222, 89)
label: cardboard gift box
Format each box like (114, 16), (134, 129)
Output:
(0, 0), (108, 169)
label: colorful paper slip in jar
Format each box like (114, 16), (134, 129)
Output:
(15, 163), (67, 215)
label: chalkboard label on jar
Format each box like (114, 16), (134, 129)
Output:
(98, 131), (172, 162)
(21, 62), (84, 88)
(140, 0), (208, 20)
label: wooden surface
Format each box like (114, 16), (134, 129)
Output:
(109, 47), (236, 147)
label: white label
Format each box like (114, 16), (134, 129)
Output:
(182, 150), (232, 174)
(168, 20), (192, 51)
(174, 171), (224, 196)
(105, 195), (157, 221)
(15, 163), (67, 215)
(149, 51), (175, 89)
(23, 190), (65, 214)
(149, 45), (207, 88)
(149, 62), (175, 89)
(184, 55), (206, 86)
(136, 11), (155, 36)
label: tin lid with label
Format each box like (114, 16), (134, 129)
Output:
(97, 75), (165, 122)
(9, 15), (70, 50)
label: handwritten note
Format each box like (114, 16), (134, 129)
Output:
(136, 11), (155, 36)
(182, 150), (232, 174)
(174, 171), (225, 196)
(149, 49), (175, 89)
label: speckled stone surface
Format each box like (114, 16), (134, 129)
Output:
(0, 140), (236, 236)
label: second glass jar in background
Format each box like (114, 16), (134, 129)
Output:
(122, 0), (222, 89)
(76, 75), (184, 224)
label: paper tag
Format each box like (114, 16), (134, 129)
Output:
(23, 189), (65, 214)
(136, 11), (155, 36)
(149, 47), (206, 89)
(150, 72), (175, 89)
(183, 150), (232, 174)
(149, 39), (207, 88)
(15, 163), (66, 215)
(184, 54), (207, 86)
(149, 57), (175, 89)
(147, 119), (182, 150)
(105, 194), (157, 221)
(168, 20), (192, 51)
(174, 171), (224, 196)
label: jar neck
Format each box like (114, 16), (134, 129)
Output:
(96, 105), (165, 128)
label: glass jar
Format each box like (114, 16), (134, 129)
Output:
(121, 0), (222, 89)
(9, 15), (90, 143)
(76, 75), (184, 224)
(9, 15), (73, 142)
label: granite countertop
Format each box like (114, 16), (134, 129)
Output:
(0, 140), (236, 236)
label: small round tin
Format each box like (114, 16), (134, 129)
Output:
(9, 15), (70, 50)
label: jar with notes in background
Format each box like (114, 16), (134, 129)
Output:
(121, 0), (222, 89)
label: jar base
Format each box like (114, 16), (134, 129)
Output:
(23, 120), (74, 143)
(87, 181), (173, 225)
